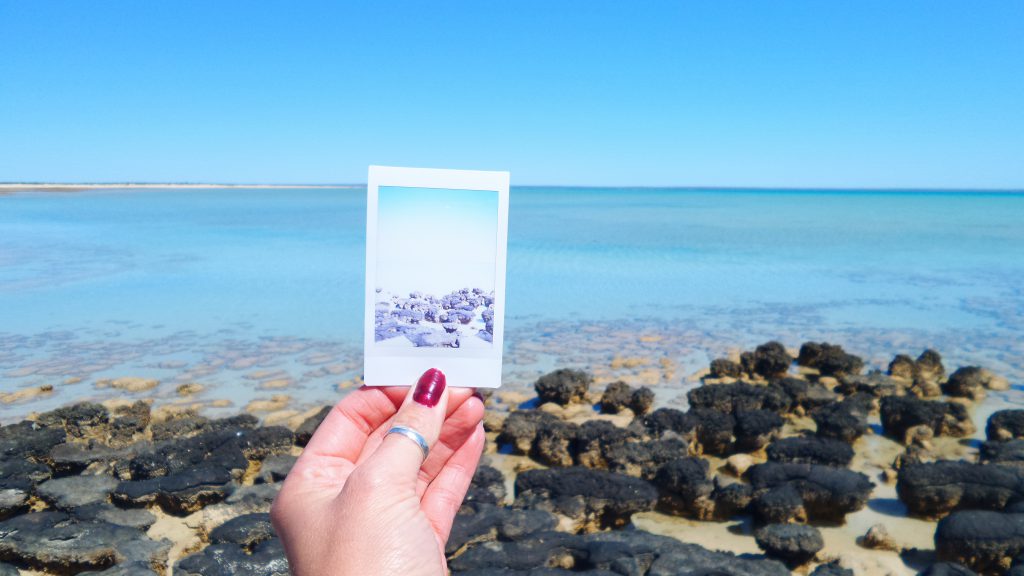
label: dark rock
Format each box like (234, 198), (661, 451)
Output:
(798, 342), (863, 376)
(897, 460), (1024, 519)
(499, 411), (560, 454)
(514, 467), (657, 530)
(812, 400), (869, 443)
(150, 413), (258, 442)
(652, 458), (714, 519)
(127, 428), (249, 481)
(688, 382), (790, 415)
(0, 455), (50, 484)
(466, 465), (507, 505)
(880, 396), (975, 443)
(712, 481), (753, 519)
(532, 419), (578, 467)
(747, 462), (873, 523)
(535, 369), (592, 406)
(754, 523), (823, 565)
(981, 440), (1024, 467)
(797, 342), (824, 368)
(836, 371), (904, 399)
(988, 410), (1024, 441)
(917, 349), (946, 381)
(810, 562), (854, 576)
(257, 454), (295, 484)
(771, 377), (838, 410)
(449, 526), (789, 576)
(690, 408), (735, 456)
(844, 390), (878, 414)
(294, 405), (331, 446)
(112, 463), (234, 515)
(35, 402), (110, 439)
(50, 441), (137, 476)
(600, 381), (633, 414)
(83, 561), (160, 575)
(752, 342), (792, 378)
(734, 410), (784, 452)
(0, 455), (49, 520)
(209, 512), (275, 549)
(814, 344), (864, 377)
(0, 511), (169, 573)
(630, 387), (655, 416)
(448, 530), (578, 572)
(942, 366), (989, 400)
(710, 358), (743, 379)
(37, 474), (118, 509)
(234, 426), (294, 460)
(919, 562), (979, 576)
(766, 436), (854, 467)
(602, 438), (689, 479)
(149, 414), (212, 442)
(176, 538), (289, 576)
(221, 481), (279, 511)
(0, 421), (66, 460)
(632, 530), (790, 576)
(447, 502), (558, 556)
(573, 420), (640, 470)
(740, 351), (757, 376)
(108, 401), (151, 446)
(643, 408), (697, 439)
(0, 483), (30, 521)
(751, 483), (807, 524)
(71, 503), (157, 530)
(888, 354), (918, 380)
(935, 510), (1024, 574)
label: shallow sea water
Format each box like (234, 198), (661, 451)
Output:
(1, 187), (1023, 422)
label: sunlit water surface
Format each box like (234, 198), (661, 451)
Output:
(2, 187), (1022, 421)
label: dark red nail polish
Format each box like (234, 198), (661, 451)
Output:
(414, 368), (446, 407)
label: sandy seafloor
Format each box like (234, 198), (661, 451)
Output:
(2, 186), (1023, 574)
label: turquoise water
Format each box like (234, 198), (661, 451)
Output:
(2, 188), (1022, 420)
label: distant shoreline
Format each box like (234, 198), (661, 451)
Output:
(0, 183), (356, 193)
(1, 183), (1021, 196)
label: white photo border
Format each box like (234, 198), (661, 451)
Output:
(364, 165), (510, 389)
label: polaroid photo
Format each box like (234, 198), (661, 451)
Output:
(364, 166), (510, 389)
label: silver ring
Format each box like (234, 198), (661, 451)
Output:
(386, 425), (429, 460)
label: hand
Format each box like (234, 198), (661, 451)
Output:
(271, 368), (485, 576)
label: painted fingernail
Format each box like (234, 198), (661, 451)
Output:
(414, 368), (446, 407)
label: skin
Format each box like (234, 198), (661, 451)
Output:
(271, 383), (485, 576)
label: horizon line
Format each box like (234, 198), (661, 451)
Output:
(1, 182), (1023, 193)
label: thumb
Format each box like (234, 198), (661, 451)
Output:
(364, 368), (449, 489)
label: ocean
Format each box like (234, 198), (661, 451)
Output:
(2, 187), (1022, 421)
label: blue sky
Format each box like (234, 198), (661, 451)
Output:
(1, 1), (1021, 188)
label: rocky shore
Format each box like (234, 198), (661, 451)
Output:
(0, 341), (1020, 574)
(375, 288), (495, 347)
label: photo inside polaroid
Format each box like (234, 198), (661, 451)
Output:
(364, 166), (508, 389)
(374, 186), (498, 350)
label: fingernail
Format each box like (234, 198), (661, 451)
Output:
(414, 368), (446, 407)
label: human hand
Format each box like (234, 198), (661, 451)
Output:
(271, 368), (485, 576)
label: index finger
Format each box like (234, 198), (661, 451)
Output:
(303, 386), (400, 463)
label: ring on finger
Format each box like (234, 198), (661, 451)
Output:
(385, 424), (429, 460)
